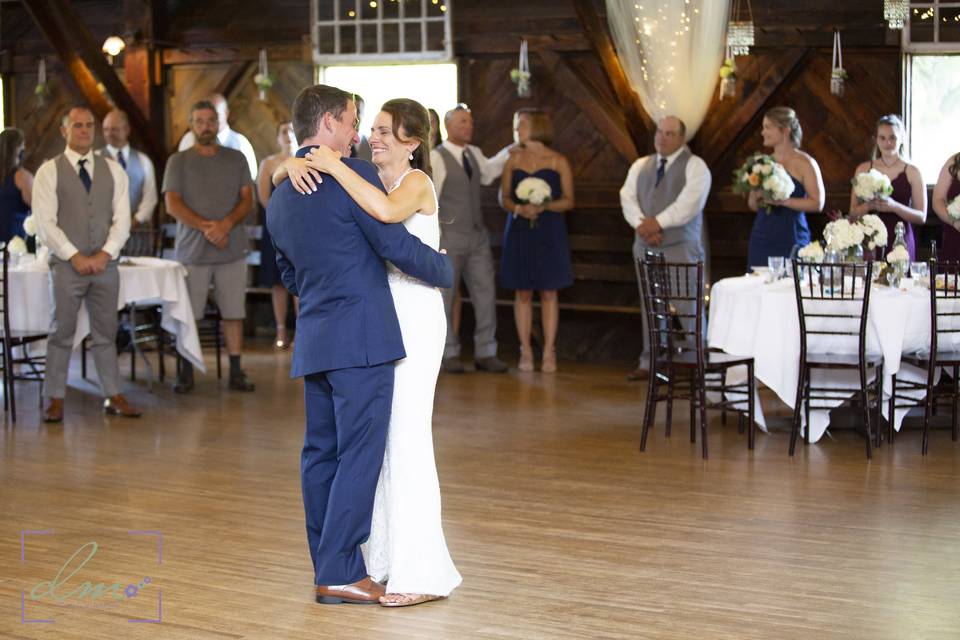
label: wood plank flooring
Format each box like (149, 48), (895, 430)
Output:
(2, 345), (960, 639)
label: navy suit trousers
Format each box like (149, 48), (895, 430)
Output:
(302, 363), (394, 585)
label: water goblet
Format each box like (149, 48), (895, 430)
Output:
(768, 256), (785, 281)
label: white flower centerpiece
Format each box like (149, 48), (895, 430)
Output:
(852, 168), (894, 203)
(732, 153), (794, 212)
(797, 240), (824, 261)
(514, 176), (552, 229)
(5, 236), (28, 266)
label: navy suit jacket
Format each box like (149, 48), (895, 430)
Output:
(266, 149), (453, 377)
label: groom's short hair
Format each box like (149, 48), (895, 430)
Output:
(292, 84), (353, 143)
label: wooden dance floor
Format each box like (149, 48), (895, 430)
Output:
(3, 345), (960, 639)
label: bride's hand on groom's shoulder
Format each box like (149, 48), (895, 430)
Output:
(283, 157), (323, 195)
(306, 146), (342, 172)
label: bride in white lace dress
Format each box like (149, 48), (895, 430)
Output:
(282, 98), (461, 607)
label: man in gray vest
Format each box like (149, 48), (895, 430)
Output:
(32, 106), (142, 422)
(100, 109), (158, 227)
(620, 115), (711, 380)
(430, 104), (511, 373)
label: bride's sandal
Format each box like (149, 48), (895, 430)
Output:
(379, 593), (444, 608)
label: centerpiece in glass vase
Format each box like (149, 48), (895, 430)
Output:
(513, 176), (552, 229)
(732, 153), (794, 210)
(885, 221), (910, 286)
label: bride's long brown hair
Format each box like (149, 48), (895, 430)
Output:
(379, 98), (432, 179)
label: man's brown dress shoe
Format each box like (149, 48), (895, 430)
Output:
(315, 577), (385, 605)
(103, 394), (142, 418)
(42, 398), (64, 423)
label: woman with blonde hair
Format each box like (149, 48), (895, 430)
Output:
(499, 108), (575, 373)
(848, 114), (926, 260)
(744, 107), (825, 267)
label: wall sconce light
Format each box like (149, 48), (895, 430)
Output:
(102, 36), (126, 63)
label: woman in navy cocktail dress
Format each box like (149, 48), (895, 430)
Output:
(499, 109), (574, 373)
(745, 107), (825, 267)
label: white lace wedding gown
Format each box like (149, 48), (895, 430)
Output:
(362, 169), (462, 596)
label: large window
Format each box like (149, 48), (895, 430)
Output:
(904, 2), (960, 182)
(312, 0), (453, 64)
(320, 63), (458, 139)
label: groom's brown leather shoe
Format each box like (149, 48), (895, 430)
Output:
(316, 577), (385, 605)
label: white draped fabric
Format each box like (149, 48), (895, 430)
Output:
(605, 0), (730, 139)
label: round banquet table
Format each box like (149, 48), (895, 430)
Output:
(707, 273), (956, 442)
(7, 254), (206, 374)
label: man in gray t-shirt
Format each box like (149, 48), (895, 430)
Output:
(162, 99), (255, 394)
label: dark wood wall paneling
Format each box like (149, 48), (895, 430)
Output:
(0, 0), (907, 362)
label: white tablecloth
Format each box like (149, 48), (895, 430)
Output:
(708, 274), (958, 442)
(7, 255), (205, 373)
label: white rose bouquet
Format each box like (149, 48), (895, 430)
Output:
(22, 214), (37, 236)
(514, 176), (552, 229)
(852, 168), (894, 203)
(797, 241), (824, 261)
(732, 153), (794, 211)
(947, 194), (960, 221)
(859, 214), (888, 250)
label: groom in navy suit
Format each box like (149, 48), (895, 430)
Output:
(267, 85), (453, 604)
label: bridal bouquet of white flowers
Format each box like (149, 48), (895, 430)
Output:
(797, 240), (824, 261)
(22, 214), (36, 236)
(514, 176), (552, 229)
(824, 218), (865, 251)
(947, 194), (960, 221)
(859, 214), (888, 250)
(851, 168), (894, 203)
(732, 153), (794, 209)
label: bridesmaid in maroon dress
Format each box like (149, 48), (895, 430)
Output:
(849, 115), (926, 261)
(933, 152), (960, 260)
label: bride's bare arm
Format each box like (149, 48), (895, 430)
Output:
(306, 147), (434, 223)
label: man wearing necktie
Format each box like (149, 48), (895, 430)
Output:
(619, 116), (712, 380)
(32, 106), (142, 422)
(429, 104), (512, 373)
(99, 110), (158, 228)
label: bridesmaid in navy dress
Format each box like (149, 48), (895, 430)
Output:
(500, 109), (574, 373)
(745, 107), (825, 267)
(0, 128), (33, 245)
(933, 152), (960, 260)
(849, 115), (926, 261)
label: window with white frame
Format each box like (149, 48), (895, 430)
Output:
(904, 2), (960, 182)
(311, 0), (453, 64)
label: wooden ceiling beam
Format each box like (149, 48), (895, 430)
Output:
(698, 47), (812, 169)
(571, 0), (654, 154)
(22, 0), (167, 164)
(537, 49), (638, 163)
(161, 44), (308, 66)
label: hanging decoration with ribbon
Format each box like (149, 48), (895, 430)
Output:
(254, 49), (274, 102)
(831, 30), (847, 97)
(510, 39), (531, 98)
(719, 45), (737, 100)
(35, 58), (48, 106)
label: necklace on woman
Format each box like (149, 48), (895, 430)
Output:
(878, 155), (900, 169)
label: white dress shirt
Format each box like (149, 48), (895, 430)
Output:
(103, 143), (158, 224)
(430, 140), (512, 196)
(620, 145), (711, 230)
(178, 127), (258, 180)
(33, 147), (131, 261)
